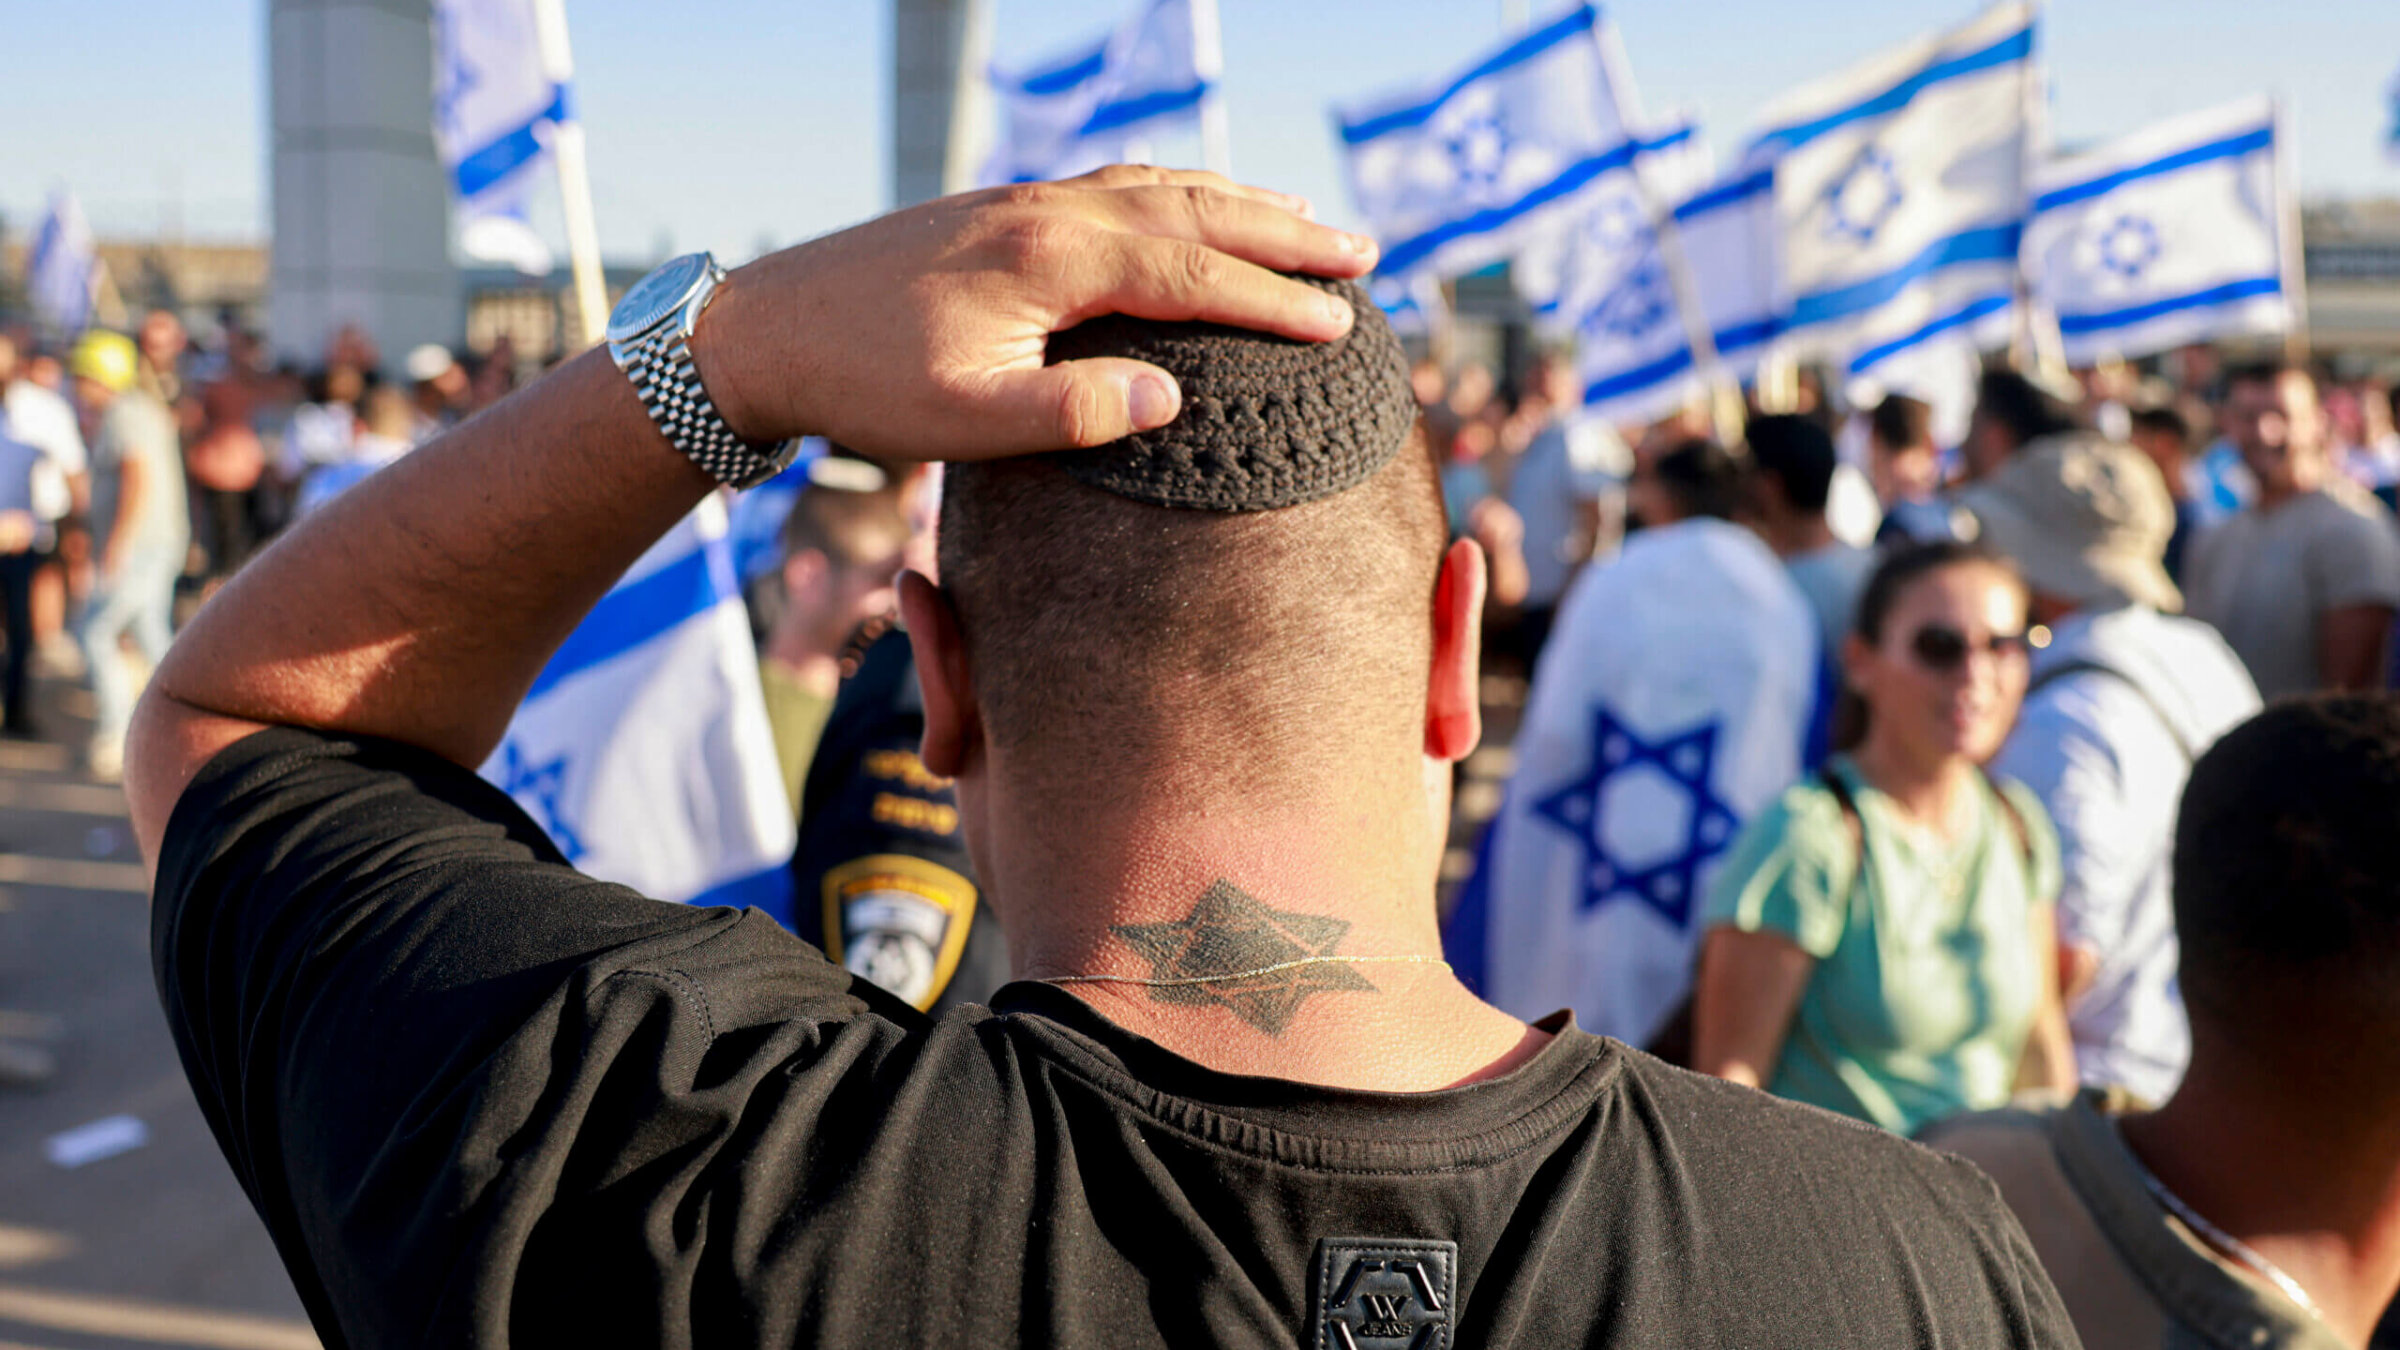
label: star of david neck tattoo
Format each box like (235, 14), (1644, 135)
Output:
(1040, 880), (1444, 1036)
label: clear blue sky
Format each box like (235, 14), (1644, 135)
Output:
(7, 0), (2396, 262)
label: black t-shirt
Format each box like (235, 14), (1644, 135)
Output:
(791, 630), (1008, 1014)
(154, 727), (2080, 1350)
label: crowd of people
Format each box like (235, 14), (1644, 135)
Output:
(9, 171), (2400, 1347)
(0, 311), (526, 780)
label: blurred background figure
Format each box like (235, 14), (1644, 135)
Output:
(1458, 435), (1817, 1054)
(1695, 542), (2075, 1135)
(404, 343), (469, 438)
(1929, 697), (2400, 1350)
(71, 330), (187, 781)
(1961, 369), (2083, 485)
(293, 385), (416, 519)
(2125, 403), (2203, 584)
(0, 332), (88, 697)
(1966, 434), (2260, 1107)
(184, 365), (268, 592)
(2184, 363), (2400, 699)
(1500, 353), (1625, 669)
(1743, 415), (1872, 718)
(756, 454), (910, 813)
(1867, 392), (1957, 545)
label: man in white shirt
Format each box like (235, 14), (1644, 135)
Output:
(0, 333), (90, 681)
(1965, 435), (2260, 1105)
(1460, 437), (1818, 1047)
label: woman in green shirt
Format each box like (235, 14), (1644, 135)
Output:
(1693, 541), (2077, 1135)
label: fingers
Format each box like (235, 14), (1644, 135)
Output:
(978, 358), (1182, 452)
(1096, 183), (1376, 278)
(1080, 233), (1360, 342)
(1060, 164), (1315, 218)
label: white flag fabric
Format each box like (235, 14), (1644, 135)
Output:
(27, 191), (99, 340)
(2388, 62), (2400, 162)
(1334, 4), (1646, 282)
(483, 498), (798, 917)
(1508, 117), (1707, 327)
(433, 0), (567, 276)
(1746, 2), (2033, 377)
(1369, 272), (1444, 338)
(982, 0), (1218, 186)
(2027, 97), (2290, 365)
(1568, 166), (1781, 428)
(1454, 519), (1818, 1045)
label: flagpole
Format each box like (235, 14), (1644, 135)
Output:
(1191, 0), (1231, 176)
(942, 0), (995, 193)
(1594, 17), (1740, 445)
(2006, 0), (2043, 372)
(2272, 95), (2311, 365)
(531, 0), (607, 348)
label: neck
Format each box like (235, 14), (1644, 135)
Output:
(1846, 735), (1977, 830)
(760, 625), (844, 695)
(1762, 514), (1836, 559)
(2122, 1028), (2400, 1346)
(2259, 454), (2324, 510)
(977, 756), (1544, 1091)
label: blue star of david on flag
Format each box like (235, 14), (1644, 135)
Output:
(497, 741), (585, 861)
(2095, 213), (2162, 280)
(1530, 707), (1742, 928)
(1582, 255), (1674, 341)
(1443, 102), (1512, 195)
(1822, 144), (1905, 245)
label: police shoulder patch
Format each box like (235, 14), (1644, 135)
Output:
(820, 853), (978, 1012)
(1313, 1237), (1457, 1350)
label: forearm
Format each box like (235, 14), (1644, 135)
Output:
(1691, 926), (1811, 1088)
(2014, 1002), (2078, 1096)
(144, 347), (709, 769)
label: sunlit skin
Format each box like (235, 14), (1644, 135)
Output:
(1842, 560), (2029, 776)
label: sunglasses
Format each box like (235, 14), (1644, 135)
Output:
(1905, 624), (2028, 672)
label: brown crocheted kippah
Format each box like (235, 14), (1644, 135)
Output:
(1045, 274), (1415, 511)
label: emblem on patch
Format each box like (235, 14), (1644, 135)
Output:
(1313, 1238), (1456, 1350)
(821, 854), (977, 1011)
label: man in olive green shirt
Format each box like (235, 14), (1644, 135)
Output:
(756, 460), (911, 812)
(1927, 698), (2400, 1349)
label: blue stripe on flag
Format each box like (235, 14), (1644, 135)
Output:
(690, 863), (796, 925)
(1747, 25), (2034, 161)
(1082, 80), (1212, 136)
(1674, 168), (1773, 221)
(1336, 4), (1598, 145)
(452, 85), (571, 201)
(1012, 43), (1109, 96)
(2031, 125), (2274, 215)
(1378, 126), (1691, 278)
(525, 543), (737, 701)
(2055, 275), (2282, 337)
(1786, 222), (2022, 329)
(1579, 316), (1779, 411)
(1847, 290), (2012, 373)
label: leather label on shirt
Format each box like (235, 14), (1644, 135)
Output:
(820, 854), (977, 1012)
(1313, 1237), (1457, 1350)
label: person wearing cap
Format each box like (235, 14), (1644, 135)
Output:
(404, 342), (469, 439)
(70, 330), (187, 781)
(119, 172), (2073, 1346)
(1964, 435), (2260, 1108)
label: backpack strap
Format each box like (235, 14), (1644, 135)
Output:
(1817, 762), (1864, 885)
(1979, 767), (2036, 871)
(2025, 657), (2195, 762)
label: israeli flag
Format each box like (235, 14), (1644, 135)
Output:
(433, 0), (567, 276)
(1369, 273), (1444, 338)
(1570, 167), (1781, 427)
(1746, 1), (2034, 376)
(483, 497), (798, 918)
(27, 191), (99, 340)
(2388, 62), (2400, 162)
(1334, 4), (1649, 282)
(2028, 98), (2291, 365)
(1449, 519), (1818, 1045)
(1508, 116), (1708, 326)
(982, 0), (1219, 186)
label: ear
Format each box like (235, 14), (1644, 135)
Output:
(899, 569), (980, 778)
(1839, 630), (1874, 694)
(1426, 537), (1486, 762)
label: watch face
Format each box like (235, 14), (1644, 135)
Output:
(607, 253), (711, 344)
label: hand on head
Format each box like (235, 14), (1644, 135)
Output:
(693, 165), (1379, 464)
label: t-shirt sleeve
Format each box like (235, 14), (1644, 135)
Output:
(152, 726), (917, 1342)
(1702, 785), (1853, 958)
(2308, 501), (2400, 611)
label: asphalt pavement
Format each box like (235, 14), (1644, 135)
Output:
(0, 666), (314, 1349)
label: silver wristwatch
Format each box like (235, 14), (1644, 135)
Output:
(605, 252), (801, 489)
